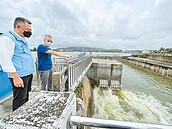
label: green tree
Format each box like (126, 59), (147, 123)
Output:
(159, 47), (165, 51)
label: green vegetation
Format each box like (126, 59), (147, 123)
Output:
(152, 47), (172, 54)
(133, 54), (149, 58)
(132, 47), (172, 59)
(164, 48), (172, 54)
(74, 82), (83, 98)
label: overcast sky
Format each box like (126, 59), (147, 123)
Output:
(0, 0), (172, 50)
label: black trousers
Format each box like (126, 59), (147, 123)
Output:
(9, 74), (33, 111)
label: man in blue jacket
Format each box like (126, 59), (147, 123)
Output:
(37, 35), (70, 91)
(0, 17), (34, 111)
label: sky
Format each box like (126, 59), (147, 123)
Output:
(0, 0), (172, 50)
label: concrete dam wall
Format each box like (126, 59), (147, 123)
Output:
(149, 55), (172, 63)
(122, 57), (172, 79)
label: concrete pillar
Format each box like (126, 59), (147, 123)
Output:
(52, 72), (61, 91)
(87, 59), (122, 90)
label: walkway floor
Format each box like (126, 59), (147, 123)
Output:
(0, 97), (12, 120)
(0, 85), (40, 121)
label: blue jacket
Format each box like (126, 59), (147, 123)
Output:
(1, 30), (34, 77)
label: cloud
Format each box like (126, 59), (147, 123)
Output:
(0, 0), (172, 50)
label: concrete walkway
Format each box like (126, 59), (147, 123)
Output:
(0, 97), (12, 120)
(0, 85), (40, 121)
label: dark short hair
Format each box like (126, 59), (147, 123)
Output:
(0, 33), (3, 35)
(14, 17), (32, 28)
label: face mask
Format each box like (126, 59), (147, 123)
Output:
(46, 42), (52, 47)
(23, 31), (32, 38)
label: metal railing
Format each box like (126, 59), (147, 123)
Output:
(52, 56), (92, 92)
(70, 116), (172, 129)
(68, 56), (92, 91)
(53, 58), (68, 72)
(76, 98), (84, 117)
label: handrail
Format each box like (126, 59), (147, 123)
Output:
(59, 67), (68, 78)
(68, 56), (92, 91)
(70, 116), (172, 129)
(52, 56), (92, 92)
(76, 98), (84, 117)
(67, 56), (86, 63)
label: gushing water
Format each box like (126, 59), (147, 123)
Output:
(93, 87), (172, 125)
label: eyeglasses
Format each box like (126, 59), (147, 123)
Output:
(47, 41), (53, 43)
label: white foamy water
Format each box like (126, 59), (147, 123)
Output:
(93, 87), (172, 126)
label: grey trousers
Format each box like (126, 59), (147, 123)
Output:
(39, 69), (53, 91)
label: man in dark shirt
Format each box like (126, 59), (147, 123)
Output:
(37, 35), (70, 91)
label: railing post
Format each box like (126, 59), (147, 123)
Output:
(65, 64), (69, 91)
(35, 59), (40, 86)
(67, 62), (71, 91)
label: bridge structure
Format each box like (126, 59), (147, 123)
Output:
(0, 55), (171, 129)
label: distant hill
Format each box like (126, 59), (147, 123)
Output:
(54, 47), (122, 52)
(54, 47), (104, 51)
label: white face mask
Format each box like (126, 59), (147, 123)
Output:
(46, 42), (52, 47)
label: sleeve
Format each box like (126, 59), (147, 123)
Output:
(0, 36), (16, 72)
(37, 44), (50, 53)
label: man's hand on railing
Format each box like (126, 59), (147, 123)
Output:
(65, 55), (71, 58)
(53, 66), (56, 72)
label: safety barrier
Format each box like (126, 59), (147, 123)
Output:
(51, 56), (92, 92)
(70, 116), (171, 129)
